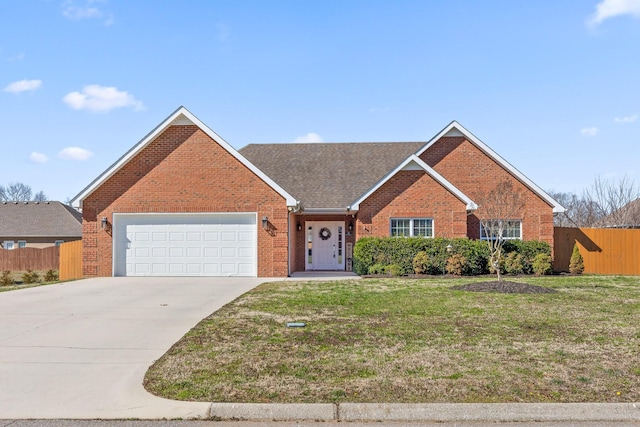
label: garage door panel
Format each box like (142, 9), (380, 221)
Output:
(115, 213), (257, 277)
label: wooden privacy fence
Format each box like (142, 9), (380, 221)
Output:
(59, 240), (83, 281)
(554, 227), (640, 275)
(0, 246), (60, 271)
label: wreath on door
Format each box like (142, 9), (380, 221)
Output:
(319, 227), (332, 240)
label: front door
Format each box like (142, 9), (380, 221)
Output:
(305, 221), (345, 271)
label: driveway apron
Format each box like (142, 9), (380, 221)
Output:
(0, 277), (278, 419)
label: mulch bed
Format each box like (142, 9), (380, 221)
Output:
(451, 281), (558, 294)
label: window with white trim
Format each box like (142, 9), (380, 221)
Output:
(3, 241), (15, 250)
(480, 220), (522, 240)
(54, 240), (64, 246)
(18, 240), (27, 248)
(391, 218), (433, 237)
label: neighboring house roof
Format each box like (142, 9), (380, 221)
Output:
(239, 141), (425, 209)
(70, 106), (298, 209)
(350, 155), (478, 211)
(0, 201), (82, 238)
(597, 198), (640, 228)
(417, 121), (566, 213)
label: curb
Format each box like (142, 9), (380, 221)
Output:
(209, 402), (640, 422)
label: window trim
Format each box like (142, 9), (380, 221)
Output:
(390, 218), (434, 238)
(18, 240), (27, 248)
(3, 241), (15, 250)
(480, 219), (522, 241)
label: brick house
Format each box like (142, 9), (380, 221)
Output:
(0, 201), (82, 249)
(71, 107), (564, 277)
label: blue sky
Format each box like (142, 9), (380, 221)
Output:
(1, 0), (639, 202)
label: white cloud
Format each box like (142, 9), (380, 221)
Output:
(58, 147), (94, 161)
(29, 152), (48, 163)
(614, 114), (638, 123)
(62, 0), (114, 26)
(293, 132), (324, 143)
(63, 84), (144, 112)
(3, 79), (42, 94)
(581, 127), (599, 137)
(588, 0), (640, 26)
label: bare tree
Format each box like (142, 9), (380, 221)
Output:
(33, 190), (48, 202)
(0, 182), (48, 202)
(585, 175), (640, 228)
(476, 180), (525, 282)
(548, 191), (600, 227)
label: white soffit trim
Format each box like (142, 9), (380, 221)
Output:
(350, 155), (477, 211)
(417, 121), (566, 213)
(70, 106), (298, 208)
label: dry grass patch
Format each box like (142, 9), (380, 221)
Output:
(144, 276), (640, 403)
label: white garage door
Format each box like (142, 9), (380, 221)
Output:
(113, 213), (257, 277)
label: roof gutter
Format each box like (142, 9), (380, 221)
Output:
(297, 207), (357, 215)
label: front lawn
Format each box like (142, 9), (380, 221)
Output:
(144, 275), (640, 403)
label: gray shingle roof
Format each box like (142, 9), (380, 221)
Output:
(239, 142), (426, 209)
(0, 201), (82, 237)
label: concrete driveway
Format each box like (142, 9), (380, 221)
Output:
(0, 277), (279, 419)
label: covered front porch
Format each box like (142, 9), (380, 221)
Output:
(289, 213), (357, 275)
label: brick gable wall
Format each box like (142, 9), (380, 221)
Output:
(420, 136), (554, 244)
(81, 125), (288, 277)
(356, 170), (469, 239)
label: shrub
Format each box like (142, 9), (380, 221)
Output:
(503, 240), (551, 273)
(22, 270), (40, 284)
(44, 269), (59, 282)
(504, 252), (524, 275)
(353, 236), (548, 277)
(413, 251), (442, 275)
(446, 254), (467, 276)
(569, 244), (584, 275)
(1, 270), (14, 286)
(368, 263), (387, 275)
(386, 264), (404, 277)
(532, 253), (552, 276)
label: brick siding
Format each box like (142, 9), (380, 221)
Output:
(420, 137), (554, 244)
(357, 171), (469, 239)
(81, 125), (288, 277)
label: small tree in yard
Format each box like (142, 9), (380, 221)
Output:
(476, 180), (525, 282)
(569, 244), (585, 274)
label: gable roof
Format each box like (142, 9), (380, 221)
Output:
(0, 201), (82, 238)
(350, 155), (478, 211)
(240, 141), (425, 210)
(596, 197), (640, 228)
(418, 121), (566, 213)
(70, 106), (298, 209)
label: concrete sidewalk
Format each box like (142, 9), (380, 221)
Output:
(208, 402), (640, 422)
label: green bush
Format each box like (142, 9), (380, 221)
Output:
(22, 270), (40, 284)
(503, 252), (524, 275)
(445, 254), (467, 276)
(386, 264), (404, 277)
(532, 253), (553, 276)
(44, 270), (59, 282)
(1, 270), (14, 286)
(353, 236), (550, 277)
(569, 244), (584, 275)
(368, 263), (387, 275)
(355, 237), (490, 276)
(412, 251), (442, 275)
(503, 240), (551, 274)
